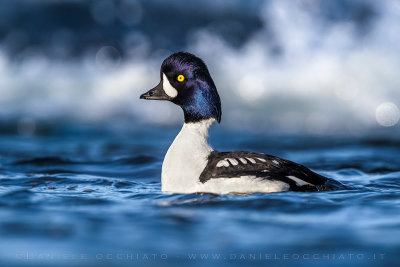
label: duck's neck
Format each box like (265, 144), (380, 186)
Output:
(161, 118), (215, 193)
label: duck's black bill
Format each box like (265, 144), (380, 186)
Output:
(140, 81), (170, 100)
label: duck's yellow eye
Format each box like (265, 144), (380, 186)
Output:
(177, 74), (185, 82)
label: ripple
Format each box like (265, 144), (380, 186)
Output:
(1, 221), (74, 238)
(110, 155), (158, 165)
(51, 196), (113, 206)
(0, 127), (399, 264)
(1, 189), (33, 199)
(113, 181), (136, 188)
(13, 156), (79, 166)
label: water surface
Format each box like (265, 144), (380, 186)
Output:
(0, 123), (399, 266)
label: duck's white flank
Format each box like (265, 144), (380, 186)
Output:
(161, 119), (290, 194)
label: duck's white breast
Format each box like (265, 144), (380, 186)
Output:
(161, 120), (213, 193)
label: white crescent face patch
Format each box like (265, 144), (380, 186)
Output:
(162, 73), (178, 98)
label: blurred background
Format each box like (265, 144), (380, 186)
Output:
(0, 0), (399, 135)
(1, 1), (400, 267)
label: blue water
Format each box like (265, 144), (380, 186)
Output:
(0, 123), (399, 267)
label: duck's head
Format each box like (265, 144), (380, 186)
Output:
(140, 52), (221, 123)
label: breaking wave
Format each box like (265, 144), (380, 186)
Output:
(0, 0), (399, 134)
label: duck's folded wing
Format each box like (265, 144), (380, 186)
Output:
(199, 151), (344, 192)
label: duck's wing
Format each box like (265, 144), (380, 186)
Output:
(199, 151), (345, 192)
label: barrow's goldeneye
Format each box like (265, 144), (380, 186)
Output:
(140, 52), (345, 194)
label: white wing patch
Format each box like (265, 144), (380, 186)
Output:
(226, 158), (239, 166)
(239, 158), (247, 164)
(162, 73), (178, 98)
(215, 156), (277, 169)
(286, 175), (311, 186)
(246, 157), (256, 164)
(216, 160), (230, 167)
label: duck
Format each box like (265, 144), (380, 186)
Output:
(140, 52), (345, 194)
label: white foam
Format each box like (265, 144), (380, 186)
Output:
(188, 0), (400, 133)
(0, 0), (399, 134)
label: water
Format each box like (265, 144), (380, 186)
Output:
(0, 123), (399, 266)
(1, 0), (400, 134)
(0, 0), (399, 266)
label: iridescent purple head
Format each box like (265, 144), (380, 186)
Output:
(140, 52), (222, 123)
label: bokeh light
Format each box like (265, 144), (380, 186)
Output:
(95, 46), (121, 71)
(376, 102), (400, 127)
(91, 0), (116, 25)
(118, 0), (142, 25)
